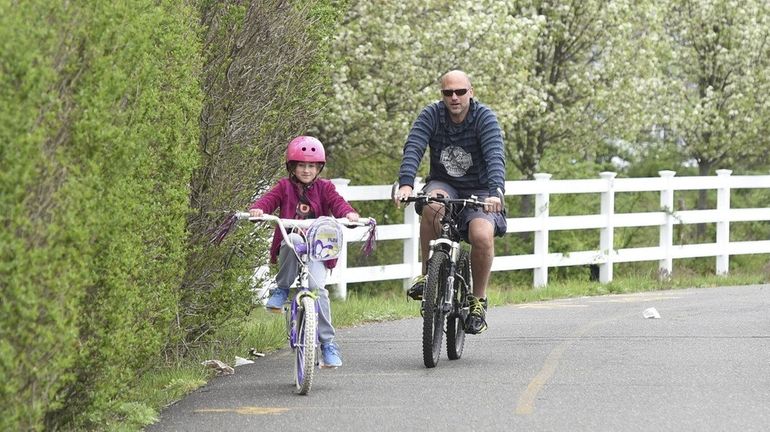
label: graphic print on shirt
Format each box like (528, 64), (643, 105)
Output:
(440, 145), (473, 177)
(295, 191), (316, 219)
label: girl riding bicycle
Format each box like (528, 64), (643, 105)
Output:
(248, 136), (359, 368)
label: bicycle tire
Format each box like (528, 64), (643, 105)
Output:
(447, 249), (470, 360)
(422, 250), (449, 368)
(293, 295), (317, 394)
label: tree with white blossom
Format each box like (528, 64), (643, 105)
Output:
(317, 0), (661, 192)
(317, 0), (533, 183)
(647, 0), (770, 240)
(658, 0), (770, 178)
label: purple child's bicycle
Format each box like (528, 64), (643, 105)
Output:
(234, 213), (375, 394)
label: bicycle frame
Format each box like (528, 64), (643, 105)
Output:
(427, 211), (464, 313)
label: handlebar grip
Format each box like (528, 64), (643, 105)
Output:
(344, 217), (377, 227)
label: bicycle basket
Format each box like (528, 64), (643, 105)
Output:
(306, 216), (344, 261)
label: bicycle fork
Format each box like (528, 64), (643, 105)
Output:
(288, 289), (317, 348)
(429, 238), (462, 314)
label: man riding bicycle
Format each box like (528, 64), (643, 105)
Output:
(393, 70), (506, 335)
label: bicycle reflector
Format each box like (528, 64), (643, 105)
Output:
(306, 216), (344, 261)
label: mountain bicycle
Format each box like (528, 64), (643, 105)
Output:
(393, 189), (489, 368)
(234, 213), (376, 394)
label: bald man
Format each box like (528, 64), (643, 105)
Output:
(394, 70), (506, 334)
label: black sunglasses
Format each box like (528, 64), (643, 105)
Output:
(441, 88), (468, 97)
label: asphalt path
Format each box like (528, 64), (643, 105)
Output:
(146, 285), (770, 432)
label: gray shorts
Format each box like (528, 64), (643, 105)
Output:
(417, 180), (507, 241)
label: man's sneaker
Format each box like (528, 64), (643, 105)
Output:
(320, 342), (342, 368)
(465, 295), (488, 334)
(407, 274), (425, 300)
(265, 287), (289, 312)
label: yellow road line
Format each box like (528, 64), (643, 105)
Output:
(195, 406), (290, 415)
(515, 339), (570, 415)
(515, 315), (625, 415)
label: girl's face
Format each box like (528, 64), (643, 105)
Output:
(293, 162), (321, 184)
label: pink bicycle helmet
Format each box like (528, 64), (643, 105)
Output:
(286, 136), (326, 164)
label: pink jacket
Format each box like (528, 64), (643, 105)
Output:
(248, 178), (356, 268)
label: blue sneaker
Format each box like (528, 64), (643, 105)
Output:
(265, 287), (289, 312)
(320, 342), (342, 368)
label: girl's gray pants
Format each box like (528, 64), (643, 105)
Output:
(275, 232), (336, 343)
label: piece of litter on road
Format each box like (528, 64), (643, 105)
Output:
(234, 356), (254, 367)
(643, 307), (661, 319)
(249, 348), (265, 358)
(201, 359), (234, 375)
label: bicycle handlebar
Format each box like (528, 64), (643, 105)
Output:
(212, 212), (376, 248)
(234, 213), (374, 228)
(235, 212), (374, 241)
(397, 194), (489, 209)
(233, 213), (377, 259)
(390, 180), (504, 212)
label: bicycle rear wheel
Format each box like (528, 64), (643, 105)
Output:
(422, 250), (449, 368)
(293, 295), (317, 394)
(447, 249), (470, 360)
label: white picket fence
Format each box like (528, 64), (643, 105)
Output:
(325, 170), (770, 299)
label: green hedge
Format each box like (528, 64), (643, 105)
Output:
(1, 0), (347, 428)
(0, 1), (202, 430)
(1, 3), (76, 429)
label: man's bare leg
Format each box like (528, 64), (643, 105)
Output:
(468, 218), (495, 298)
(419, 191), (447, 273)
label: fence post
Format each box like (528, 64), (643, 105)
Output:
(533, 173), (552, 288)
(716, 169), (732, 275)
(658, 170), (676, 280)
(331, 178), (350, 299)
(599, 171), (617, 283)
(403, 177), (424, 291)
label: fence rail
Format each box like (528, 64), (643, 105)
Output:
(324, 170), (770, 299)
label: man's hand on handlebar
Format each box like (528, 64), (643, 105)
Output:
(345, 212), (360, 222)
(249, 208), (264, 218)
(393, 185), (413, 209)
(484, 196), (503, 213)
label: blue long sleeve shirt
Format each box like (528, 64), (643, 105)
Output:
(398, 99), (505, 196)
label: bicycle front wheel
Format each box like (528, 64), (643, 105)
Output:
(423, 250), (449, 368)
(447, 249), (470, 360)
(293, 295), (317, 395)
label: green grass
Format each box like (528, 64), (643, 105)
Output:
(122, 268), (767, 431)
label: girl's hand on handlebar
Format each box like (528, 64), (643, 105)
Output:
(249, 208), (264, 218)
(345, 212), (360, 222)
